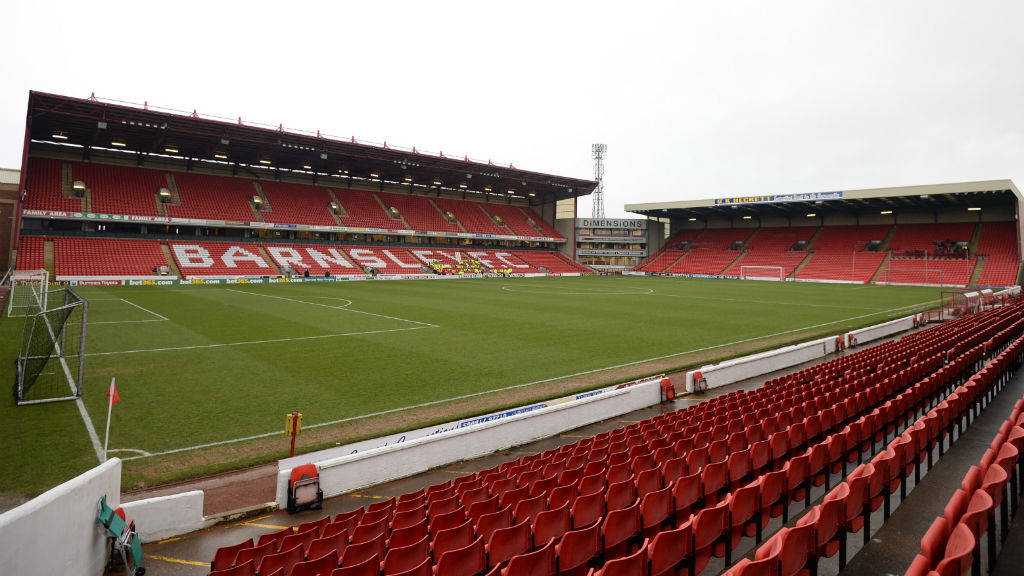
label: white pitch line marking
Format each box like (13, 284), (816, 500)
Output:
(120, 298), (170, 321)
(120, 300), (932, 461)
(226, 289), (437, 327)
(87, 325), (435, 357)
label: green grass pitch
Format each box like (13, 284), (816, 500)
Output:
(0, 275), (941, 497)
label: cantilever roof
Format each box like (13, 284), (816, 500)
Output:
(625, 180), (1022, 220)
(24, 91), (598, 204)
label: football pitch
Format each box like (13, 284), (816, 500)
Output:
(0, 275), (941, 496)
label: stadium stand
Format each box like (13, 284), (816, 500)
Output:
(70, 162), (165, 217)
(344, 246), (425, 274)
(170, 242), (276, 278)
(664, 228), (755, 275)
(888, 222), (976, 258)
(378, 192), (463, 233)
(14, 235), (44, 271)
(479, 204), (563, 239)
(206, 298), (1024, 576)
(333, 189), (399, 229)
(883, 256), (977, 287)
(24, 157), (84, 213)
(516, 251), (592, 274)
(258, 182), (338, 227)
(54, 237), (167, 279)
(723, 226), (817, 278)
(169, 173), (261, 222)
(795, 225), (891, 283)
(262, 244), (363, 276)
(978, 221), (1021, 287)
(635, 229), (702, 273)
(432, 198), (511, 236)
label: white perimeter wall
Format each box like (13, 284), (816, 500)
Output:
(0, 458), (121, 576)
(276, 381), (663, 508)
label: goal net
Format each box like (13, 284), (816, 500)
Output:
(6, 269), (48, 318)
(740, 265), (785, 281)
(15, 287), (87, 405)
(883, 268), (944, 286)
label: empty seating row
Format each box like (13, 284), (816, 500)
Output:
(16, 236), (586, 280)
(23, 158), (564, 240)
(906, 341), (1024, 576)
(726, 322), (1024, 576)
(209, 297), (1024, 576)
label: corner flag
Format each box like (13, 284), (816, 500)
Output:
(103, 377), (119, 460)
(107, 378), (120, 406)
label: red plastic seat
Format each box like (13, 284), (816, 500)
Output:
(331, 554), (380, 576)
(308, 531), (349, 565)
(389, 518), (428, 549)
(340, 533), (386, 568)
(257, 526), (294, 551)
(486, 521), (532, 570)
(933, 523), (975, 576)
(297, 516), (331, 538)
(437, 536), (486, 576)
(382, 534), (430, 576)
(259, 543), (305, 576)
(720, 556), (776, 576)
(691, 497), (730, 575)
(392, 504), (428, 532)
(280, 528), (319, 558)
(230, 541), (273, 571)
(554, 522), (601, 576)
(728, 479), (761, 547)
(513, 494), (547, 526)
(672, 471), (703, 519)
(433, 520), (475, 563)
(212, 539), (253, 571)
(475, 507), (513, 545)
(500, 538), (555, 576)
(589, 538), (648, 576)
(648, 520), (692, 576)
(601, 501), (642, 561)
(533, 503), (571, 547)
(919, 516), (951, 567)
(292, 550), (340, 576)
(210, 559), (256, 576)
(571, 490), (605, 529)
(431, 508), (469, 534)
(639, 485), (674, 539)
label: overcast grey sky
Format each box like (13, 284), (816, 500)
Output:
(3, 1), (1023, 218)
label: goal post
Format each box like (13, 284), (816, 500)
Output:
(14, 286), (88, 405)
(883, 268), (944, 287)
(6, 269), (49, 318)
(740, 265), (785, 281)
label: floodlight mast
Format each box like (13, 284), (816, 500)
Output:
(592, 143), (607, 218)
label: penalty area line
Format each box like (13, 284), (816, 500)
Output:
(87, 325), (436, 357)
(120, 300), (932, 462)
(226, 289), (438, 327)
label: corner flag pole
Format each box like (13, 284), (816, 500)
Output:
(103, 377), (117, 461)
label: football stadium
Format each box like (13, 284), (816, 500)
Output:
(4, 91), (1024, 576)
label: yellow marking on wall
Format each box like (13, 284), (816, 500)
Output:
(156, 537), (182, 545)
